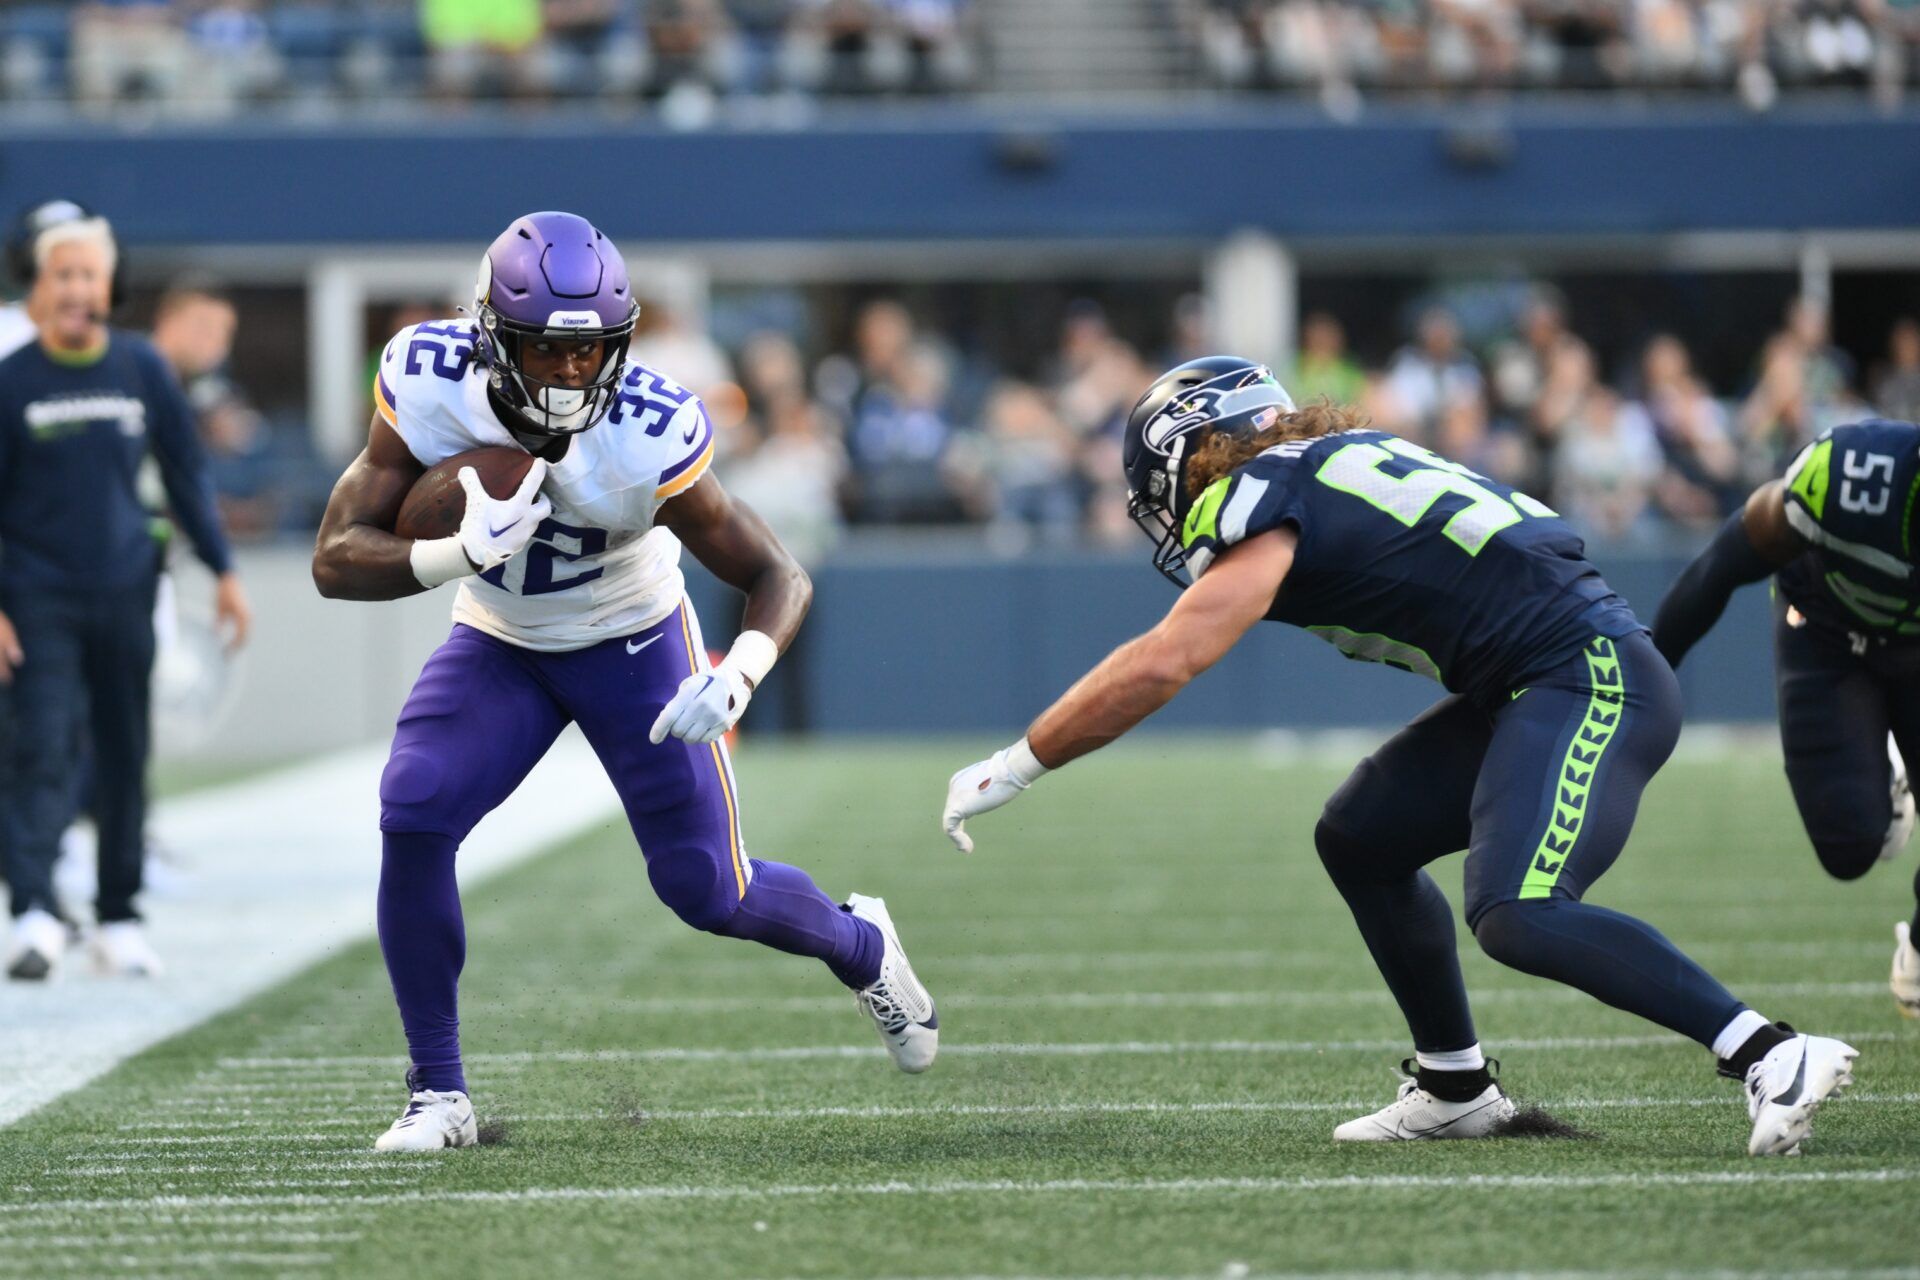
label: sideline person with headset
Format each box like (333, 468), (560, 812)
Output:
(0, 207), (250, 980)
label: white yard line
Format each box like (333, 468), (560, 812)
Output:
(3, 1167), (1916, 1219)
(788, 1271), (1920, 1280)
(446, 980), (1895, 1017)
(0, 733), (621, 1130)
(78, 1091), (1920, 1139)
(213, 1027), (1907, 1071)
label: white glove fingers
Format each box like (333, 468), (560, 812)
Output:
(513, 458), (549, 503)
(456, 467), (484, 500)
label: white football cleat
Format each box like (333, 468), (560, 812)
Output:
(6, 908), (67, 982)
(845, 893), (938, 1073)
(1882, 735), (1914, 862)
(1892, 923), (1920, 1020)
(90, 921), (165, 978)
(1744, 1032), (1858, 1156)
(374, 1084), (477, 1152)
(1333, 1066), (1516, 1141)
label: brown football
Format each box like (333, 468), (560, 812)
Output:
(394, 446), (538, 541)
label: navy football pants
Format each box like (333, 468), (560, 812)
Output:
(0, 581), (155, 923)
(1773, 595), (1920, 888)
(1317, 631), (1748, 1053)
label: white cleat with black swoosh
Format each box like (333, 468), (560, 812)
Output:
(1332, 1067), (1516, 1141)
(1892, 922), (1920, 1019)
(374, 1078), (477, 1152)
(845, 893), (938, 1073)
(1744, 1032), (1859, 1156)
(1880, 734), (1914, 863)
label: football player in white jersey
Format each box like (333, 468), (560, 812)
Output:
(313, 212), (936, 1151)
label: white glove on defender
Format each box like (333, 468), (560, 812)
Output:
(649, 631), (780, 747)
(942, 739), (1049, 853)
(407, 459), (551, 588)
(457, 461), (550, 571)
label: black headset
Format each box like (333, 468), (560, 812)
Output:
(6, 198), (128, 307)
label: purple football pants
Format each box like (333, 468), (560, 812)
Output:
(376, 600), (881, 1094)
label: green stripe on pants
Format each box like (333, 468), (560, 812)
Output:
(1518, 637), (1625, 900)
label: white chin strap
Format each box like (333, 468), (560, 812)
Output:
(539, 385), (591, 432)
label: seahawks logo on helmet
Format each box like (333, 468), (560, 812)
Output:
(1123, 357), (1295, 589)
(1142, 381), (1288, 457)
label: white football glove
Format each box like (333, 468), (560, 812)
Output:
(457, 460), (550, 572)
(942, 738), (1050, 853)
(647, 631), (780, 747)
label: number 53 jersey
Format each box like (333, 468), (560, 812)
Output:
(1178, 428), (1643, 703)
(374, 319), (716, 652)
(1776, 417), (1920, 643)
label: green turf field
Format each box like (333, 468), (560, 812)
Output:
(1, 738), (1916, 1279)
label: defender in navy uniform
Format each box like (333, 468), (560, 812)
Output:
(943, 356), (1857, 1157)
(0, 211), (249, 981)
(1653, 417), (1920, 1017)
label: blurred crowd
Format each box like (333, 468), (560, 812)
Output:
(50, 270), (1920, 556)
(657, 287), (1919, 557)
(1191, 0), (1918, 108)
(9, 1), (1920, 113)
(8, 0), (977, 114)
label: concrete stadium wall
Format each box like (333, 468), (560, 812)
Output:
(176, 542), (1776, 766)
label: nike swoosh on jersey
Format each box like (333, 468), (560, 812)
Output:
(626, 635), (663, 655)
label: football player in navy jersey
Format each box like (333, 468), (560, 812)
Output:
(942, 356), (1856, 1156)
(1653, 417), (1920, 1018)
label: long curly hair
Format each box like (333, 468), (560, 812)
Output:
(1182, 401), (1370, 504)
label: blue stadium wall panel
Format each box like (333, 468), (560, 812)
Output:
(682, 550), (1779, 733)
(6, 105), (1920, 244)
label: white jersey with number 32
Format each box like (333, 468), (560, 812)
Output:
(374, 319), (715, 652)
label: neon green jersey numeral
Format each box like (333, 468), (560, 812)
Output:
(1316, 438), (1549, 555)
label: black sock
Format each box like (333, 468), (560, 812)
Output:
(1413, 1062), (1494, 1103)
(1718, 1021), (1794, 1081)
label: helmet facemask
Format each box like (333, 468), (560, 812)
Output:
(476, 299), (638, 437)
(1128, 434), (1195, 588)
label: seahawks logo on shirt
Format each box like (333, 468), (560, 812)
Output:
(23, 394), (146, 441)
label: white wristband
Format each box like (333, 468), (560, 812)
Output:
(721, 629), (780, 689)
(1006, 736), (1050, 787)
(409, 536), (474, 589)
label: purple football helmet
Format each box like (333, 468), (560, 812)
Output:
(473, 211), (639, 436)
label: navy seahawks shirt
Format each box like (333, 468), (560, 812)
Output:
(1179, 429), (1642, 702)
(0, 331), (232, 593)
(1776, 417), (1920, 642)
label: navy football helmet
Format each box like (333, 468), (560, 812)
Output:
(1122, 356), (1294, 586)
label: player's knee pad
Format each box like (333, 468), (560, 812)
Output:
(1799, 785), (1888, 881)
(646, 847), (741, 934)
(1470, 898), (1549, 969)
(1809, 833), (1883, 882)
(1313, 817), (1369, 885)
(1313, 816), (1405, 889)
(378, 747), (467, 838)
